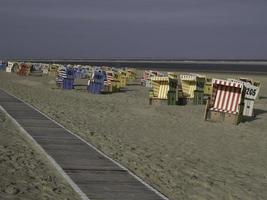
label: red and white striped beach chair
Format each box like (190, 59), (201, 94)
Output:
(204, 79), (245, 125)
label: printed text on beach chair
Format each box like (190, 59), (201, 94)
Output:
(180, 74), (204, 99)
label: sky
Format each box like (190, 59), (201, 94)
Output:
(0, 0), (267, 59)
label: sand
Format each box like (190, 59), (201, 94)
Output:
(0, 110), (81, 200)
(0, 71), (267, 200)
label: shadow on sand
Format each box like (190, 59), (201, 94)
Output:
(259, 96), (267, 100)
(117, 88), (135, 93)
(243, 108), (267, 122)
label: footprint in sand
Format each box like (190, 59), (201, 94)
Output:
(4, 183), (20, 195)
(0, 112), (6, 122)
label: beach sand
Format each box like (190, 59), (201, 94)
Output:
(0, 71), (267, 200)
(0, 110), (81, 200)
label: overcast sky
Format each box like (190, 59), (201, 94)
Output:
(1, 0), (267, 59)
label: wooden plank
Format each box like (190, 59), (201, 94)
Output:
(16, 119), (61, 128)
(7, 112), (48, 119)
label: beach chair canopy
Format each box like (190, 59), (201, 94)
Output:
(150, 77), (169, 99)
(210, 79), (243, 114)
(167, 72), (177, 79)
(180, 74), (199, 98)
(180, 74), (197, 81)
(6, 62), (19, 72)
(142, 70), (150, 81)
(228, 79), (260, 100)
(93, 70), (106, 80)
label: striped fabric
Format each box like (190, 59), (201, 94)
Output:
(104, 80), (109, 86)
(228, 78), (260, 100)
(142, 70), (163, 82)
(58, 69), (67, 78)
(158, 84), (169, 99)
(142, 70), (150, 81)
(106, 72), (113, 85)
(152, 83), (160, 97)
(151, 76), (169, 99)
(212, 79), (242, 88)
(168, 72), (177, 79)
(56, 67), (67, 86)
(210, 79), (243, 114)
(104, 71), (114, 86)
(180, 74), (197, 98)
(180, 81), (196, 98)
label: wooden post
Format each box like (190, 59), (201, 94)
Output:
(204, 97), (210, 121)
(149, 98), (152, 105)
(149, 90), (154, 105)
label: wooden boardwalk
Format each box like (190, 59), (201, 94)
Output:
(0, 89), (168, 200)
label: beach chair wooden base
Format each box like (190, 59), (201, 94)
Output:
(185, 98), (194, 105)
(206, 110), (242, 125)
(29, 71), (43, 76)
(108, 85), (113, 93)
(167, 91), (177, 105)
(100, 85), (113, 93)
(73, 84), (88, 90)
(149, 98), (152, 105)
(224, 112), (241, 125)
(151, 98), (167, 106)
(193, 90), (206, 105)
(177, 97), (187, 105)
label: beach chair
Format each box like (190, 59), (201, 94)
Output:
(56, 66), (66, 88)
(150, 77), (169, 105)
(227, 78), (260, 117)
(105, 70), (119, 92)
(88, 70), (106, 94)
(151, 77), (169, 99)
(118, 70), (127, 87)
(40, 64), (49, 75)
(167, 76), (178, 105)
(141, 70), (150, 86)
(63, 68), (75, 89)
(180, 74), (197, 99)
(113, 76), (121, 92)
(180, 74), (205, 104)
(204, 77), (212, 96)
(204, 79), (245, 125)
(17, 63), (30, 76)
(126, 68), (137, 81)
(29, 63), (43, 76)
(0, 61), (5, 71)
(48, 64), (60, 77)
(6, 62), (19, 73)
(142, 70), (163, 88)
(167, 72), (177, 80)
